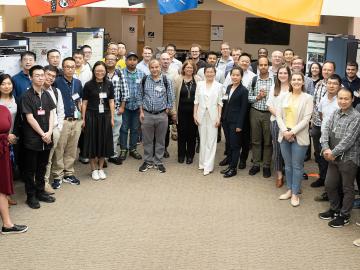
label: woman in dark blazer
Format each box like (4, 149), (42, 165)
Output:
(221, 66), (249, 178)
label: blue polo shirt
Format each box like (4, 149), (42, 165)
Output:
(54, 76), (82, 118)
(12, 71), (31, 99)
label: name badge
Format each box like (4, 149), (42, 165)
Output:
(136, 79), (141, 84)
(155, 86), (163, 92)
(99, 104), (105, 113)
(72, 93), (80, 100)
(37, 109), (45, 116)
(222, 94), (229, 101)
(99, 92), (107, 99)
(354, 90), (360, 98)
(74, 110), (80, 119)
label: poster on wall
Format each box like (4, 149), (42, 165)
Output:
(211, 25), (224, 41)
(2, 32), (74, 66)
(0, 39), (29, 76)
(306, 32), (327, 74)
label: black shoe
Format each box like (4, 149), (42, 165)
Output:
(108, 156), (122, 165)
(263, 167), (271, 178)
(37, 193), (56, 203)
(139, 162), (153, 172)
(26, 196), (40, 209)
(303, 173), (308, 180)
(224, 168), (237, 178)
(129, 149), (142, 160)
(314, 192), (329, 202)
(163, 149), (170, 158)
(311, 178), (325, 188)
(156, 164), (166, 173)
(119, 150), (128, 161)
(219, 157), (229, 166)
(1, 224), (28, 235)
(195, 144), (200, 153)
(238, 161), (246, 170)
(220, 167), (231, 174)
(249, 166), (260, 176)
(328, 214), (350, 228)
(178, 157), (185, 163)
(186, 157), (193, 164)
(319, 209), (339, 220)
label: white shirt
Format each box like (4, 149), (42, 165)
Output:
(74, 64), (92, 87)
(162, 67), (179, 83)
(137, 60), (150, 75)
(266, 86), (289, 122)
(46, 86), (65, 131)
(223, 69), (256, 90)
(318, 95), (339, 133)
(216, 56), (233, 74)
(197, 67), (225, 84)
(169, 58), (182, 73)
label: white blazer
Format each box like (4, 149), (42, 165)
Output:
(276, 92), (313, 146)
(194, 80), (223, 123)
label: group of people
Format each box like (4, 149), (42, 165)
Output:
(1, 40), (360, 247)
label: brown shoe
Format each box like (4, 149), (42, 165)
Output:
(276, 177), (284, 188)
(7, 196), (17, 206)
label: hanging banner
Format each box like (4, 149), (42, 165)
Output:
(25, 0), (105, 16)
(128, 0), (144, 6)
(217, 0), (323, 26)
(158, 0), (198, 15)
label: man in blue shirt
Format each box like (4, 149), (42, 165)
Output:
(52, 57), (82, 189)
(137, 59), (175, 173)
(12, 51), (36, 99)
(119, 52), (145, 162)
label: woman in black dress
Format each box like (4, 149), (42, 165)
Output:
(82, 61), (115, 181)
(173, 60), (200, 164)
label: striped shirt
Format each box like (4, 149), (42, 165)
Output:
(247, 75), (274, 111)
(137, 74), (175, 112)
(312, 79), (327, 127)
(107, 69), (130, 110)
(321, 107), (360, 166)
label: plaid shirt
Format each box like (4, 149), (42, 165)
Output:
(137, 74), (175, 112)
(123, 68), (145, 111)
(312, 79), (327, 127)
(321, 107), (360, 166)
(107, 69), (130, 110)
(247, 75), (274, 111)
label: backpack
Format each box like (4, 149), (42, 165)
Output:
(141, 74), (169, 104)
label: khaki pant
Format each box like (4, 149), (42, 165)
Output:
(52, 120), (82, 179)
(44, 126), (61, 183)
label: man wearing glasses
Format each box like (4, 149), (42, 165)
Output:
(215, 42), (233, 75)
(52, 57), (83, 189)
(189, 44), (206, 70)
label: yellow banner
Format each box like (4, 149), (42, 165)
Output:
(218, 0), (323, 26)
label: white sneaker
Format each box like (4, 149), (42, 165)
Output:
(279, 190), (292, 200)
(98, 169), (106, 180)
(290, 195), (300, 207)
(91, 170), (100, 181)
(353, 238), (360, 247)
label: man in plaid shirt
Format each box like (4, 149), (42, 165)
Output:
(104, 53), (130, 165)
(319, 88), (360, 228)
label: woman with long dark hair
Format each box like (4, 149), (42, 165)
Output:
(82, 61), (115, 181)
(307, 62), (323, 87)
(266, 66), (290, 187)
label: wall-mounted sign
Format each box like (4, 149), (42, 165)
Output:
(147, 32), (155, 38)
(129, 26), (135, 33)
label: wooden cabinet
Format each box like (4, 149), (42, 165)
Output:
(26, 15), (78, 32)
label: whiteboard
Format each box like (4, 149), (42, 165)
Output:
(76, 30), (104, 67)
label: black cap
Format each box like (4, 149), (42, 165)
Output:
(126, 52), (138, 59)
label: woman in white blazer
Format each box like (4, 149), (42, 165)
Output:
(194, 65), (223, 175)
(276, 72), (314, 207)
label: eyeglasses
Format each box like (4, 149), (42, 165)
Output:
(64, 66), (76, 69)
(105, 58), (117, 62)
(191, 51), (200, 53)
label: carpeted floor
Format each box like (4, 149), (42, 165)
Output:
(2, 141), (360, 270)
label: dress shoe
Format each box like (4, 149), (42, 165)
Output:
(263, 167), (271, 178)
(311, 178), (324, 188)
(224, 168), (237, 178)
(178, 157), (185, 163)
(186, 157), (193, 164)
(108, 156), (122, 165)
(303, 173), (308, 180)
(220, 167), (231, 174)
(26, 196), (40, 209)
(238, 161), (246, 170)
(37, 193), (56, 203)
(249, 166), (260, 176)
(276, 177), (284, 188)
(290, 195), (300, 207)
(219, 157), (229, 166)
(163, 149), (170, 158)
(279, 190), (292, 200)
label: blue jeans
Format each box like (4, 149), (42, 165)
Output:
(280, 140), (307, 195)
(120, 108), (140, 151)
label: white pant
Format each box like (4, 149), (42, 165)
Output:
(112, 113), (122, 157)
(198, 112), (218, 173)
(44, 126), (61, 183)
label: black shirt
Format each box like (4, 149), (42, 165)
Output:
(82, 79), (115, 111)
(21, 87), (56, 151)
(179, 79), (196, 113)
(342, 76), (360, 108)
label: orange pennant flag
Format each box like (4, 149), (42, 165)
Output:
(217, 0), (323, 26)
(26, 0), (105, 17)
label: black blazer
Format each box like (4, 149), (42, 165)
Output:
(222, 84), (249, 130)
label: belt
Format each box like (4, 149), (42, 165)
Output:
(251, 107), (269, 113)
(144, 109), (166, 115)
(64, 117), (78, 121)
